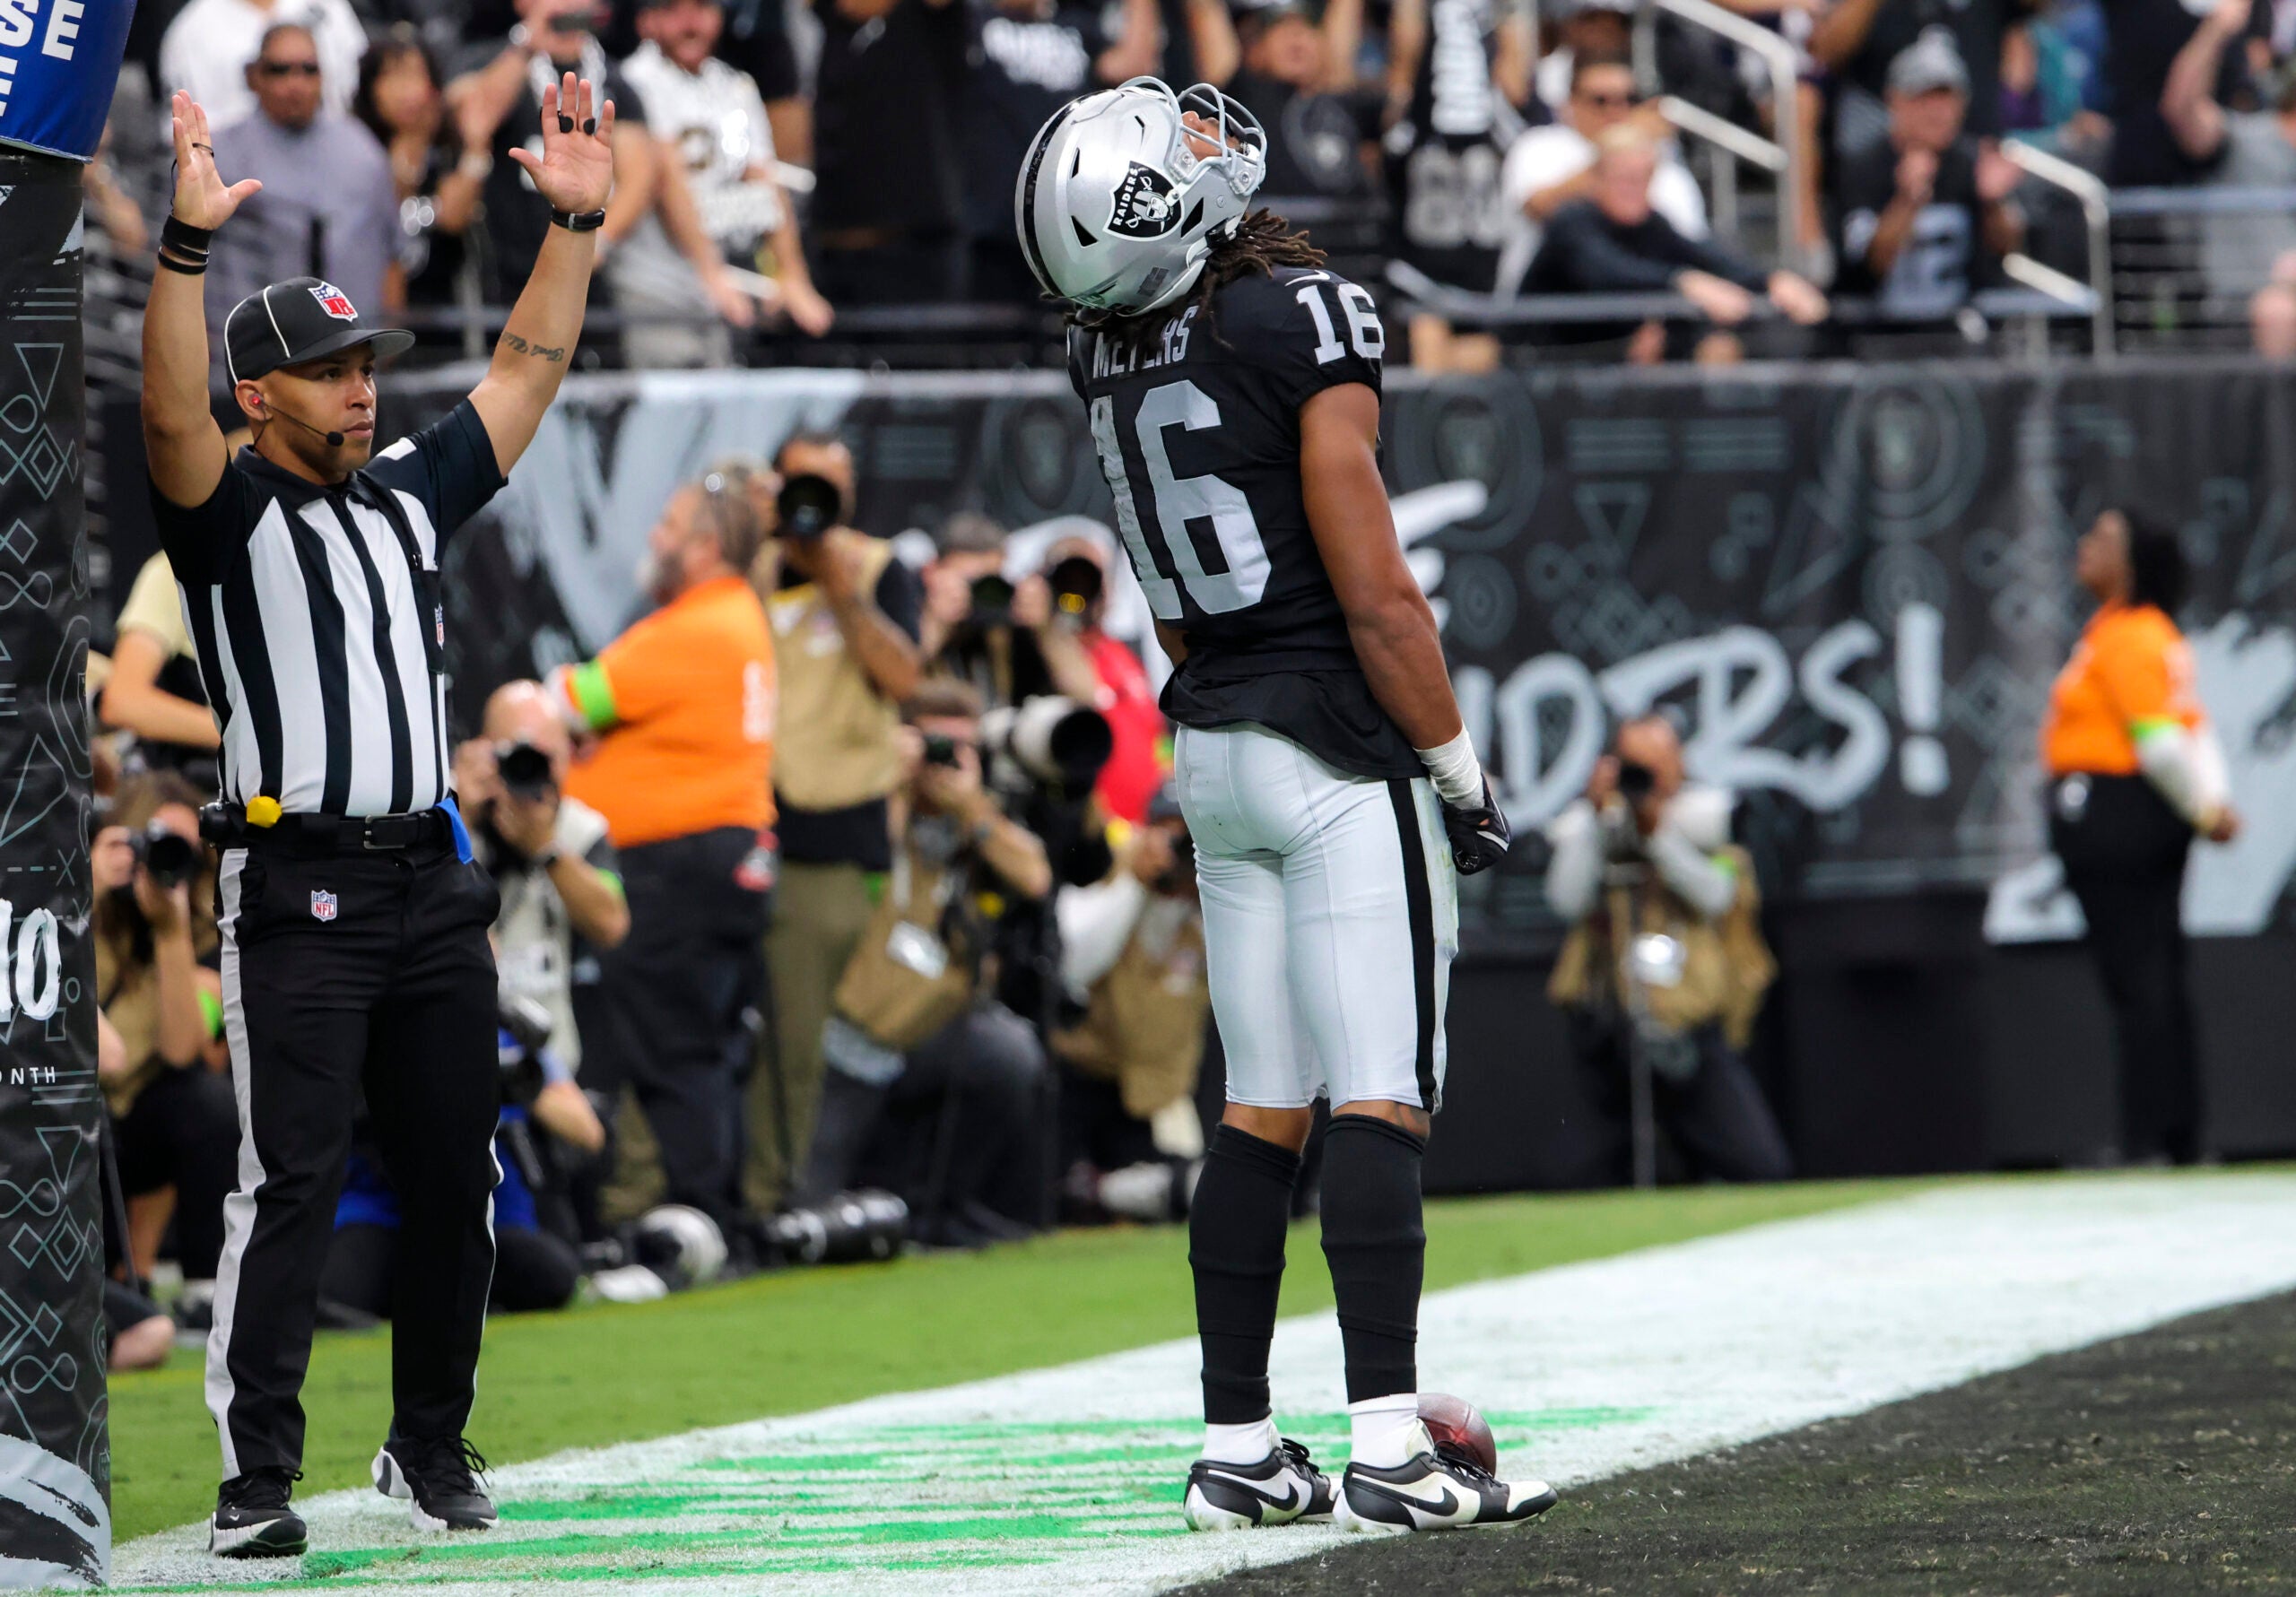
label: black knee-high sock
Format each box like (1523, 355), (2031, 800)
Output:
(1320, 1114), (1426, 1404)
(1189, 1124), (1302, 1424)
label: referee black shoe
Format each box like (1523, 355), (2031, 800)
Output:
(372, 1435), (498, 1532)
(210, 1467), (307, 1558)
(1182, 1438), (1338, 1531)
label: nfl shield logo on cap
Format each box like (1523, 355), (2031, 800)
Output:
(310, 889), (339, 922)
(309, 282), (359, 322)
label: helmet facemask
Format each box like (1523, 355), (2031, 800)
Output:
(1016, 77), (1270, 321)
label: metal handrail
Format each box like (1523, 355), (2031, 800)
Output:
(2002, 137), (2114, 359)
(1385, 257), (2092, 327)
(1657, 96), (1787, 174)
(2000, 252), (2096, 309)
(1633, 0), (1807, 273)
(2107, 184), (2296, 217)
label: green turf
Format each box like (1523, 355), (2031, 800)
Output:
(109, 1177), (1928, 1542)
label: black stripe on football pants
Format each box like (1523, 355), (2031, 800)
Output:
(1385, 778), (1438, 1112)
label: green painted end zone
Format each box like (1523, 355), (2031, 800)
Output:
(109, 1406), (1657, 1593)
(109, 1180), (1924, 1543)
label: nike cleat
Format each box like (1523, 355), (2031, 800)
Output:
(1182, 1437), (1339, 1531)
(1335, 1422), (1558, 1534)
(373, 1434), (498, 1532)
(210, 1467), (307, 1558)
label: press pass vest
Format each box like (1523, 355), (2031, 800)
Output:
(1053, 898), (1210, 1119)
(1547, 844), (1776, 1048)
(761, 536), (903, 815)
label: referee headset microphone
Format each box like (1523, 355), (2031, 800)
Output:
(257, 401), (347, 449)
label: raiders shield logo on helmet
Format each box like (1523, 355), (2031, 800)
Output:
(1107, 162), (1180, 239)
(310, 282), (360, 322)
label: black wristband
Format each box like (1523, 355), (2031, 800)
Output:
(161, 214), (215, 256)
(156, 250), (208, 275)
(550, 208), (607, 232)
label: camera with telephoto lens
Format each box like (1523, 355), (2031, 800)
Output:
(775, 473), (843, 541)
(131, 823), (201, 891)
(765, 1189), (909, 1266)
(495, 740), (555, 802)
(969, 572), (1016, 627)
(1046, 555), (1103, 619)
(980, 695), (1113, 798)
(1617, 759), (1658, 802)
(496, 990), (554, 1107)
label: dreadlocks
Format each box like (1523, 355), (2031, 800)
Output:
(1075, 210), (1326, 351)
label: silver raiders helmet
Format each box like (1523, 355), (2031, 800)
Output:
(1014, 76), (1268, 318)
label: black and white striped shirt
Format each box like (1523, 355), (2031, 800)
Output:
(148, 401), (506, 818)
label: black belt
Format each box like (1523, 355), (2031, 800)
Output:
(201, 803), (451, 855)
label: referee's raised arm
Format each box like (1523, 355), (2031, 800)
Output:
(142, 92), (263, 511)
(467, 72), (620, 477)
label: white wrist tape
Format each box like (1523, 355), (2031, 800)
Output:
(1414, 730), (1485, 807)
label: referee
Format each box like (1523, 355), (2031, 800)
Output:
(142, 81), (618, 1559)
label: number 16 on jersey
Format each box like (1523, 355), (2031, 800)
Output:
(1087, 275), (1383, 625)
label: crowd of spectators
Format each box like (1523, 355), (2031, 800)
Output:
(80, 0), (2296, 366)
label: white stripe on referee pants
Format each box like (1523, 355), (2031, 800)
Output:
(204, 849), (264, 1481)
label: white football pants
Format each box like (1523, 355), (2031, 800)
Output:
(1172, 721), (1458, 1112)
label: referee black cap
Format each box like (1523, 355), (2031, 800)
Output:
(225, 277), (415, 385)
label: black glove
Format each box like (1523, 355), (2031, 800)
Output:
(1440, 777), (1511, 875)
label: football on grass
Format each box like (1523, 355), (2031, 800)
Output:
(1418, 1392), (1497, 1473)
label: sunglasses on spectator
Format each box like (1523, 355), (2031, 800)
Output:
(258, 60), (322, 77)
(1577, 90), (1635, 108)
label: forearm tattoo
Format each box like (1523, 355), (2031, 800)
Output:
(501, 331), (567, 362)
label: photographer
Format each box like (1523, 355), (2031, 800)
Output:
(92, 774), (235, 1304)
(1051, 784), (1209, 1224)
(919, 513), (1096, 714)
(1543, 716), (1793, 1184)
(792, 680), (1055, 1247)
(100, 550), (222, 787)
(453, 679), (631, 1071)
(1031, 537), (1168, 827)
(744, 431), (924, 1211)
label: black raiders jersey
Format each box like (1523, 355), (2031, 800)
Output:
(1067, 264), (1422, 781)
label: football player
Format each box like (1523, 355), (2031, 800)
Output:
(1017, 78), (1557, 1534)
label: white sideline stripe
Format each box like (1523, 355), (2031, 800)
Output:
(117, 1174), (2296, 1595)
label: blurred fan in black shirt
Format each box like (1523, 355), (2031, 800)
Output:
(812, 0), (968, 305)
(1529, 127), (1829, 358)
(962, 0), (1160, 304)
(1192, 0), (1386, 205)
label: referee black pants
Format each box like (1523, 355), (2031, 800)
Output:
(208, 838), (501, 1480)
(590, 827), (770, 1231)
(2051, 774), (2202, 1163)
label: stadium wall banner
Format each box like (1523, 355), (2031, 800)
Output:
(388, 359), (2296, 946)
(0, 152), (106, 1585)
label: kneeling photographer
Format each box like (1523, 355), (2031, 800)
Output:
(1544, 716), (1792, 1185)
(324, 996), (605, 1317)
(792, 680), (1057, 1247)
(452, 680), (632, 1069)
(93, 773), (235, 1306)
(1051, 784), (1209, 1225)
